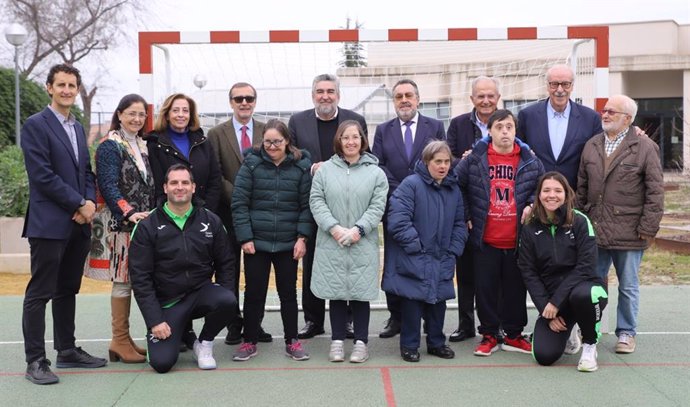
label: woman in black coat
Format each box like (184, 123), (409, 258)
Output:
(147, 93), (221, 212)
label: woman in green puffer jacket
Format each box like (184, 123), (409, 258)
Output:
(230, 119), (313, 362)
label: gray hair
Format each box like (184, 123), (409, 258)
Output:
(392, 78), (420, 99)
(312, 74), (340, 94)
(546, 64), (575, 83)
(612, 94), (638, 121)
(471, 76), (500, 95)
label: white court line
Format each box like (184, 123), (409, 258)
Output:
(2, 331), (690, 346)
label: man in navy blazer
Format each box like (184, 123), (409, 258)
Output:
(21, 64), (107, 385)
(517, 64), (602, 190)
(289, 74), (367, 339)
(372, 79), (446, 338)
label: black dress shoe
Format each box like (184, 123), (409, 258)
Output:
(257, 326), (273, 343)
(449, 328), (476, 343)
(379, 318), (401, 338)
(345, 322), (355, 339)
(225, 324), (242, 345)
(297, 322), (325, 339)
(26, 357), (59, 385)
(428, 345), (455, 359)
(56, 347), (107, 368)
(401, 348), (420, 363)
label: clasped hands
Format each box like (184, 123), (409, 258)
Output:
(330, 225), (361, 247)
(72, 200), (96, 224)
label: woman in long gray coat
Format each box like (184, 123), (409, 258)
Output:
(310, 120), (388, 364)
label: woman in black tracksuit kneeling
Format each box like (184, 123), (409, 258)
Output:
(518, 171), (608, 372)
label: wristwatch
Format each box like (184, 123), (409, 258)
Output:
(355, 224), (365, 237)
(79, 198), (86, 206)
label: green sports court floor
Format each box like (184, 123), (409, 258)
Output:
(1, 285), (689, 407)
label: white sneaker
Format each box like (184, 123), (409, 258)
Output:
(350, 340), (369, 363)
(329, 340), (345, 362)
(193, 340), (217, 370)
(577, 343), (598, 372)
(564, 324), (582, 355)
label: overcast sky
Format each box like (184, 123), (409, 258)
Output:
(3, 0), (689, 117)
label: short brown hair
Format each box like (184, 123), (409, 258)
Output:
(333, 120), (369, 156)
(421, 140), (452, 165)
(153, 93), (201, 133)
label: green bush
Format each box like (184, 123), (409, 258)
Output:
(0, 145), (29, 217)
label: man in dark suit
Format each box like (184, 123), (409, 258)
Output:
(372, 78), (446, 338)
(207, 82), (272, 346)
(21, 64), (107, 385)
(445, 76), (500, 343)
(517, 64), (602, 189)
(288, 73), (367, 339)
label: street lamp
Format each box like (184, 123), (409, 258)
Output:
(5, 23), (28, 146)
(193, 74), (207, 91)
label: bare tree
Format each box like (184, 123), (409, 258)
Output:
(6, 0), (142, 127)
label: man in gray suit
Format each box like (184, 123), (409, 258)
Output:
(288, 74), (367, 339)
(207, 82), (271, 345)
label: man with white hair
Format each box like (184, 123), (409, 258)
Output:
(576, 94), (664, 354)
(517, 64), (602, 190)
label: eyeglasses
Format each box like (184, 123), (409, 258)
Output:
(123, 112), (147, 119)
(232, 95), (256, 104)
(548, 81), (573, 90)
(600, 108), (630, 117)
(263, 139), (285, 147)
(394, 92), (417, 100)
(340, 136), (361, 142)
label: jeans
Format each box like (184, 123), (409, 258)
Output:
(596, 248), (643, 336)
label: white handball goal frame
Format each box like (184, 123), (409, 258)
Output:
(137, 25), (609, 133)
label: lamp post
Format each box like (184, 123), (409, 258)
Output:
(4, 23), (28, 146)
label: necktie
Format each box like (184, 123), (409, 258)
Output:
(404, 121), (414, 160)
(241, 125), (251, 150)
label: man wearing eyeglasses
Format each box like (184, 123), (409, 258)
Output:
(372, 79), (446, 339)
(207, 82), (272, 346)
(288, 73), (368, 340)
(517, 64), (602, 190)
(576, 94), (663, 355)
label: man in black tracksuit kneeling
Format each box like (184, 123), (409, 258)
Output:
(129, 163), (236, 373)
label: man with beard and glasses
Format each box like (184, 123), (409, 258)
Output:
(288, 74), (367, 340)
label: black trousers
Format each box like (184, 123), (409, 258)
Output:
(147, 283), (236, 373)
(301, 231), (325, 327)
(23, 226), (90, 363)
(330, 300), (370, 343)
(382, 224), (401, 323)
(400, 298), (447, 350)
(474, 244), (527, 338)
(533, 281), (608, 366)
(218, 208), (245, 328)
(243, 250), (298, 344)
(455, 245), (475, 331)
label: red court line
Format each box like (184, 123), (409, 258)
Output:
(3, 361), (689, 377)
(380, 367), (396, 407)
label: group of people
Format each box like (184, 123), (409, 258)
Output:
(19, 62), (663, 384)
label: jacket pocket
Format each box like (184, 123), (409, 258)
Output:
(613, 205), (643, 216)
(396, 253), (427, 281)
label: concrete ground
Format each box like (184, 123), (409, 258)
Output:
(1, 285), (689, 407)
